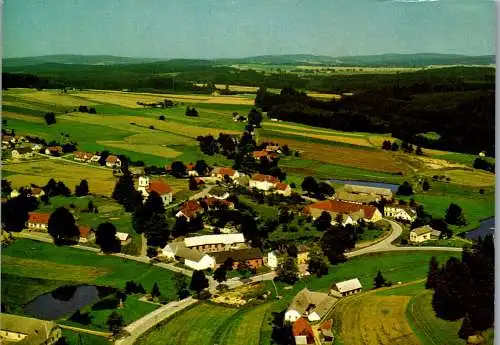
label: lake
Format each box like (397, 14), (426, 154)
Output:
(465, 218), (495, 240)
(24, 285), (114, 320)
(327, 179), (399, 192)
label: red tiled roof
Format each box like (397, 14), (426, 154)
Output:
(74, 151), (93, 160)
(179, 200), (202, 218)
(31, 187), (43, 195)
(186, 163), (195, 170)
(275, 182), (289, 191)
(217, 167), (236, 177)
(320, 319), (332, 330)
(106, 155), (119, 163)
(79, 225), (93, 238)
(304, 200), (377, 219)
(28, 213), (50, 224)
(47, 146), (62, 152)
(252, 150), (269, 158)
(148, 180), (173, 195)
(292, 318), (315, 341)
(204, 197), (232, 208)
(2, 135), (12, 141)
(194, 177), (205, 185)
(251, 174), (279, 183)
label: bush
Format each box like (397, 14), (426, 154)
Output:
(91, 296), (120, 310)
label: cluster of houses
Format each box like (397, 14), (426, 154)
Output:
(286, 278), (363, 344)
(25, 212), (131, 245)
(2, 134), (44, 160)
(73, 151), (122, 168)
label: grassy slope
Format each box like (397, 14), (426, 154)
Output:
(61, 329), (110, 345)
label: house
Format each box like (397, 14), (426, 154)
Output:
(1, 135), (13, 145)
(193, 177), (205, 188)
(409, 225), (440, 243)
(45, 146), (63, 155)
(185, 162), (199, 177)
(30, 187), (45, 199)
(334, 190), (378, 204)
(233, 115), (247, 122)
(26, 213), (50, 231)
(11, 147), (34, 160)
(478, 151), (486, 157)
(105, 155), (121, 168)
(161, 242), (216, 270)
(235, 175), (250, 187)
(304, 200), (383, 223)
(319, 319), (334, 342)
(330, 278), (362, 297)
(249, 174), (279, 191)
(10, 189), (20, 198)
(78, 226), (95, 243)
(176, 200), (203, 221)
(384, 205), (417, 222)
(73, 151), (93, 162)
(89, 155), (101, 166)
(211, 167), (240, 181)
(285, 288), (338, 323)
(202, 197), (234, 211)
(252, 150), (279, 161)
(30, 143), (43, 152)
(265, 145), (282, 153)
(137, 176), (173, 206)
(213, 248), (264, 269)
(116, 232), (131, 245)
(292, 318), (315, 345)
(0, 313), (62, 345)
(129, 166), (145, 176)
(340, 184), (393, 202)
(274, 182), (292, 197)
(184, 233), (246, 253)
(266, 251), (279, 269)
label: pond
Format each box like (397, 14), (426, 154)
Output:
(464, 218), (495, 240)
(24, 285), (116, 320)
(327, 179), (399, 192)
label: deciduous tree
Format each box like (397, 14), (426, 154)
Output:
(48, 207), (79, 245)
(95, 222), (121, 253)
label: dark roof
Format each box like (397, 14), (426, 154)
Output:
(213, 248), (263, 264)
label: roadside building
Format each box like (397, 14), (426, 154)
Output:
(78, 225), (95, 243)
(409, 225), (440, 243)
(137, 176), (173, 206)
(26, 213), (50, 231)
(11, 147), (34, 160)
(319, 319), (334, 343)
(73, 151), (93, 162)
(161, 242), (215, 270)
(184, 233), (246, 253)
(202, 197), (234, 211)
(45, 146), (63, 155)
(211, 167), (240, 181)
(292, 318), (315, 345)
(213, 248), (264, 269)
(304, 200), (382, 223)
(330, 278), (362, 297)
(89, 154), (101, 166)
(341, 184), (393, 202)
(0, 313), (62, 345)
(105, 155), (121, 168)
(384, 205), (417, 222)
(175, 200), (203, 221)
(116, 232), (131, 245)
(285, 288), (338, 323)
(274, 182), (292, 197)
(249, 174), (279, 191)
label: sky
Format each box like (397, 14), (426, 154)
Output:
(2, 0), (496, 59)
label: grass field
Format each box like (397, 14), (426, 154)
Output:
(61, 329), (110, 345)
(2, 239), (178, 311)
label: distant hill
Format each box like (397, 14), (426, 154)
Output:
(3, 53), (495, 69)
(2, 54), (163, 68)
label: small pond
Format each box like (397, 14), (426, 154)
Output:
(465, 218), (495, 240)
(327, 179), (399, 192)
(24, 285), (116, 320)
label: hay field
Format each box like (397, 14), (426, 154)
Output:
(266, 122), (367, 137)
(268, 129), (372, 147)
(97, 140), (181, 158)
(2, 111), (45, 123)
(3, 159), (117, 196)
(261, 136), (403, 173)
(306, 91), (342, 100)
(13, 90), (96, 107)
(333, 293), (421, 345)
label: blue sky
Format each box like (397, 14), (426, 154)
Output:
(3, 0), (496, 58)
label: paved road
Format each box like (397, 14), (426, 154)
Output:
(58, 324), (112, 337)
(115, 297), (198, 345)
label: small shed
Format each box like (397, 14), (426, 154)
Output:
(330, 278), (362, 297)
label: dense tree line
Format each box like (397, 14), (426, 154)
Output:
(426, 235), (494, 339)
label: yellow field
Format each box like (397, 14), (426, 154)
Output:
(74, 90), (254, 107)
(306, 92), (343, 100)
(13, 90), (96, 107)
(3, 159), (117, 196)
(2, 112), (44, 123)
(269, 129), (372, 147)
(333, 293), (421, 345)
(422, 168), (495, 187)
(266, 122), (367, 137)
(97, 140), (181, 158)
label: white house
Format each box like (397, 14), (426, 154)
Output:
(211, 167), (240, 181)
(249, 174), (279, 191)
(285, 288), (338, 323)
(26, 213), (50, 231)
(161, 242), (215, 270)
(266, 251), (279, 269)
(384, 206), (417, 222)
(330, 278), (362, 297)
(331, 214), (356, 227)
(184, 233), (246, 253)
(274, 182), (292, 197)
(105, 155), (121, 168)
(137, 176), (173, 206)
(11, 147), (34, 160)
(410, 225), (440, 243)
(116, 232), (131, 245)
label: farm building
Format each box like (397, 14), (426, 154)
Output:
(73, 151), (93, 162)
(409, 225), (440, 243)
(116, 232), (131, 245)
(211, 167), (240, 181)
(334, 190), (378, 204)
(292, 317), (315, 345)
(137, 176), (173, 206)
(274, 182), (292, 196)
(202, 197), (234, 211)
(319, 319), (334, 342)
(89, 155), (101, 166)
(29, 143), (43, 152)
(304, 200), (382, 223)
(252, 150), (279, 161)
(105, 155), (121, 168)
(184, 233), (246, 253)
(185, 162), (199, 176)
(266, 251), (279, 269)
(297, 245), (309, 265)
(78, 226), (95, 243)
(161, 242), (215, 270)
(26, 213), (50, 231)
(176, 200), (203, 221)
(0, 313), (62, 345)
(330, 278), (362, 297)
(2, 135), (14, 145)
(249, 174), (279, 191)
(11, 147), (34, 160)
(129, 166), (145, 176)
(213, 248), (264, 269)
(265, 145), (282, 153)
(45, 146), (63, 155)
(342, 184), (393, 202)
(384, 205), (417, 222)
(285, 288), (338, 323)
(206, 186), (230, 200)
